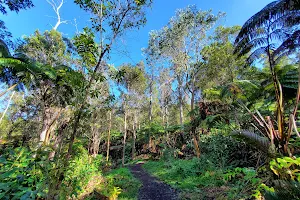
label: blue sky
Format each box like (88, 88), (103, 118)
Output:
(2, 0), (274, 66)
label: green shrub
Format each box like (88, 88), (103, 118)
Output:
(0, 147), (46, 199)
(263, 157), (300, 199)
(59, 142), (103, 198)
(200, 133), (261, 168)
(223, 167), (263, 199)
(0, 143), (106, 199)
(104, 167), (141, 200)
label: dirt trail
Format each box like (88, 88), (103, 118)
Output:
(129, 163), (178, 200)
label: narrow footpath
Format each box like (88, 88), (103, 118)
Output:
(129, 163), (178, 200)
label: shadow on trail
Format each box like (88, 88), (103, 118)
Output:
(129, 163), (178, 200)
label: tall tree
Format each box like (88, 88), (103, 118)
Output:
(119, 63), (147, 165)
(67, 0), (152, 156)
(15, 30), (76, 145)
(144, 5), (223, 157)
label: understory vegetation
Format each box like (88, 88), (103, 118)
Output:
(1, 0), (300, 199)
(143, 133), (269, 200)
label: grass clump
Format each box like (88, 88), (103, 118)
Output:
(104, 167), (141, 200)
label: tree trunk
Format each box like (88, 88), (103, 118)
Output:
(40, 105), (62, 146)
(162, 109), (165, 125)
(89, 127), (100, 157)
(49, 122), (67, 160)
(166, 106), (169, 127)
(266, 27), (284, 149)
(106, 110), (112, 162)
(40, 106), (52, 144)
(190, 89), (201, 158)
(192, 134), (201, 158)
(137, 113), (140, 130)
(66, 47), (109, 158)
(132, 111), (137, 160)
(47, 122), (67, 200)
(89, 112), (102, 157)
(122, 104), (127, 167)
(191, 90), (195, 114)
(177, 75), (184, 126)
(149, 75), (153, 122)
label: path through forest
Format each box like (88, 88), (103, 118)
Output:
(129, 163), (178, 200)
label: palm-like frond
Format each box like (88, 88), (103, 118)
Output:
(274, 30), (300, 63)
(247, 47), (267, 64)
(0, 39), (10, 58)
(220, 80), (261, 102)
(232, 130), (270, 152)
(270, 10), (300, 29)
(234, 0), (300, 60)
(235, 0), (300, 44)
(262, 65), (298, 92)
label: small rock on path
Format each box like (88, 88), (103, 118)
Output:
(129, 163), (178, 200)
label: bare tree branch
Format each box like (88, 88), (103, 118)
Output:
(46, 0), (68, 30)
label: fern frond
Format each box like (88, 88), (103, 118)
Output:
(247, 47), (267, 64)
(232, 130), (270, 152)
(274, 30), (300, 63)
(235, 0), (300, 47)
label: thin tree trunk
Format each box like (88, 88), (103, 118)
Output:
(132, 111), (137, 160)
(149, 75), (153, 122)
(162, 106), (165, 125)
(192, 135), (201, 158)
(0, 84), (17, 98)
(162, 100), (166, 126)
(191, 90), (195, 114)
(266, 24), (284, 143)
(0, 91), (15, 124)
(166, 106), (169, 127)
(177, 75), (184, 126)
(106, 110), (112, 162)
(190, 88), (201, 158)
(179, 98), (184, 125)
(122, 103), (127, 167)
(89, 126), (100, 157)
(67, 45), (109, 158)
(137, 113), (140, 130)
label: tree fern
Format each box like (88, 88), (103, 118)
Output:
(235, 0), (300, 56)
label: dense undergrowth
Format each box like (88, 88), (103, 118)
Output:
(0, 142), (139, 199)
(143, 133), (300, 200)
